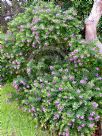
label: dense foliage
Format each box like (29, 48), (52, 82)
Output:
(0, 1), (102, 136)
(13, 43), (102, 136)
(0, 1), (81, 83)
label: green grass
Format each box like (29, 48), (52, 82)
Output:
(0, 84), (49, 136)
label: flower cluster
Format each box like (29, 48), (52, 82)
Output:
(13, 76), (30, 91)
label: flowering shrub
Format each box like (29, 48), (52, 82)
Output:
(14, 43), (102, 136)
(1, 1), (102, 135)
(0, 1), (81, 84)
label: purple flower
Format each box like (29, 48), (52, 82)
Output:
(74, 49), (78, 53)
(96, 67), (99, 71)
(95, 115), (100, 121)
(20, 80), (26, 85)
(90, 112), (95, 116)
(77, 59), (81, 63)
(80, 79), (87, 84)
(69, 58), (74, 62)
(88, 117), (94, 121)
(57, 106), (63, 112)
(32, 44), (36, 48)
(31, 27), (37, 31)
(35, 35), (39, 40)
(81, 124), (85, 127)
(59, 87), (63, 91)
(55, 101), (60, 106)
(95, 73), (99, 77)
(69, 76), (75, 81)
(47, 93), (51, 97)
(65, 129), (70, 136)
(13, 83), (19, 90)
(92, 102), (98, 109)
(54, 113), (60, 120)
(80, 116), (84, 119)
(92, 47), (96, 51)
(73, 56), (78, 60)
(79, 95), (83, 99)
(89, 123), (95, 128)
(78, 126), (82, 131)
(32, 18), (40, 24)
(42, 107), (46, 112)
(31, 107), (35, 112)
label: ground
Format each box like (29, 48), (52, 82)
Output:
(0, 84), (49, 136)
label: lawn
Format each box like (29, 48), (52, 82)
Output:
(0, 84), (49, 136)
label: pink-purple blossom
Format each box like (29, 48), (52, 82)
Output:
(95, 115), (100, 121)
(69, 76), (75, 81)
(59, 87), (63, 91)
(80, 116), (84, 119)
(96, 67), (99, 71)
(54, 113), (60, 120)
(88, 117), (94, 121)
(89, 123), (95, 128)
(31, 107), (35, 112)
(80, 79), (87, 84)
(92, 102), (98, 109)
(78, 126), (82, 131)
(90, 112), (95, 116)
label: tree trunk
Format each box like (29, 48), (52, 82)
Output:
(85, 0), (102, 53)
